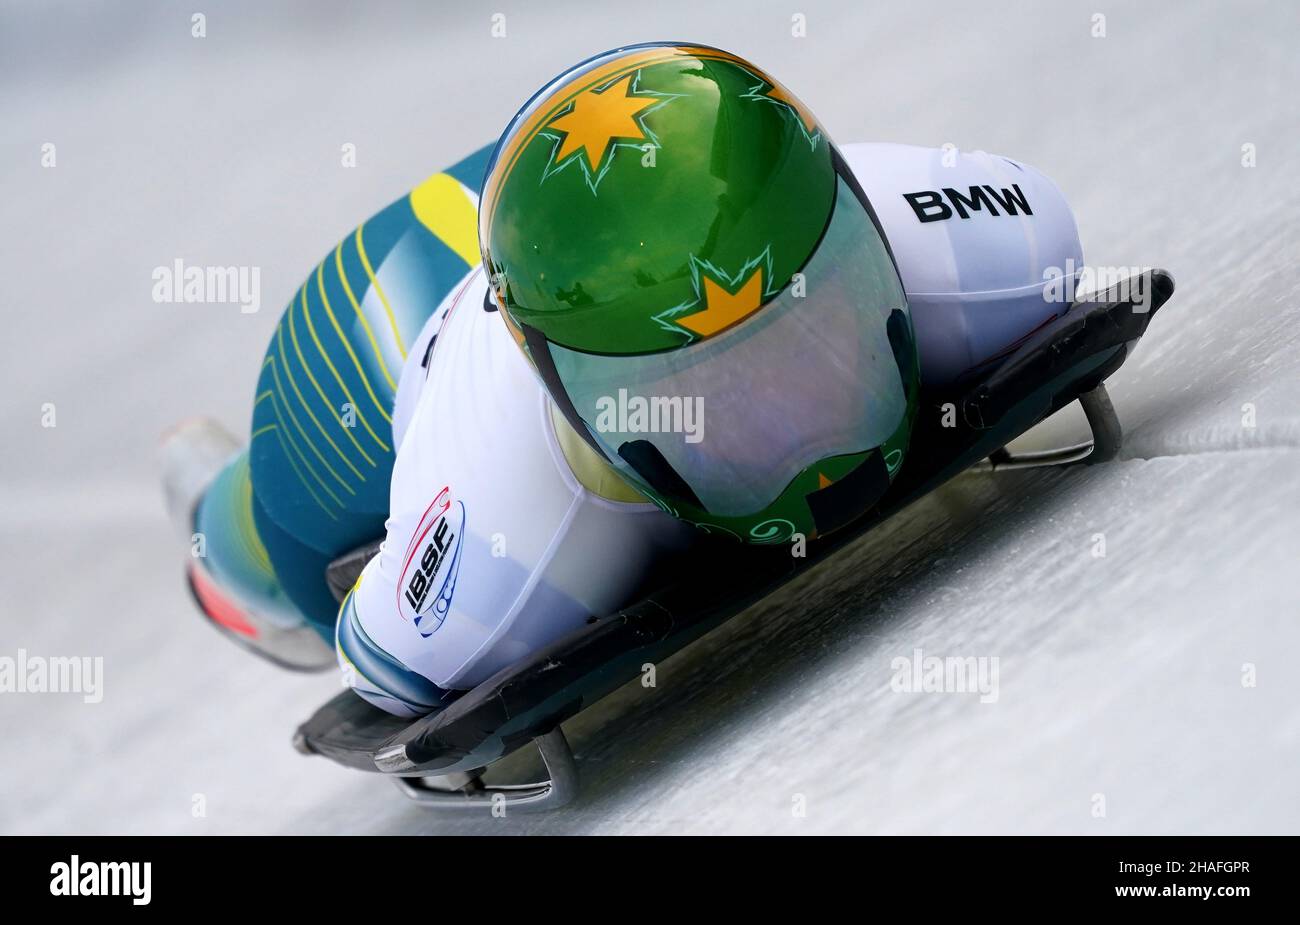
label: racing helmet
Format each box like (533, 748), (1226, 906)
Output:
(480, 42), (918, 543)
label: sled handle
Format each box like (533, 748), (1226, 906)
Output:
(981, 384), (1122, 471)
(385, 728), (578, 813)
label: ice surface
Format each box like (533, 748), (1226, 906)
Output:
(1, 0), (1296, 834)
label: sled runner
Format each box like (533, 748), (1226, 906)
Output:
(293, 269), (1175, 812)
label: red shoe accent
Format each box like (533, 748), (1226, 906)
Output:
(188, 563), (260, 639)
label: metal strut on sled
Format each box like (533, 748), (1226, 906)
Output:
(980, 383), (1122, 470)
(381, 729), (577, 811)
(293, 269), (1175, 813)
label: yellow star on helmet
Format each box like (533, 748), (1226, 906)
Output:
(546, 74), (660, 174)
(676, 263), (766, 337)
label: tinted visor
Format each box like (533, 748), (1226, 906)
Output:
(543, 170), (911, 518)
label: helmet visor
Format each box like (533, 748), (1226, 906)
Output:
(545, 174), (911, 518)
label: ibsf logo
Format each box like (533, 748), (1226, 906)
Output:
(396, 487), (465, 638)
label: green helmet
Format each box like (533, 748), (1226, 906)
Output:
(481, 42), (918, 544)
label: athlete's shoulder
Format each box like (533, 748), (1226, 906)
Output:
(841, 142), (1083, 385)
(390, 267), (488, 447)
